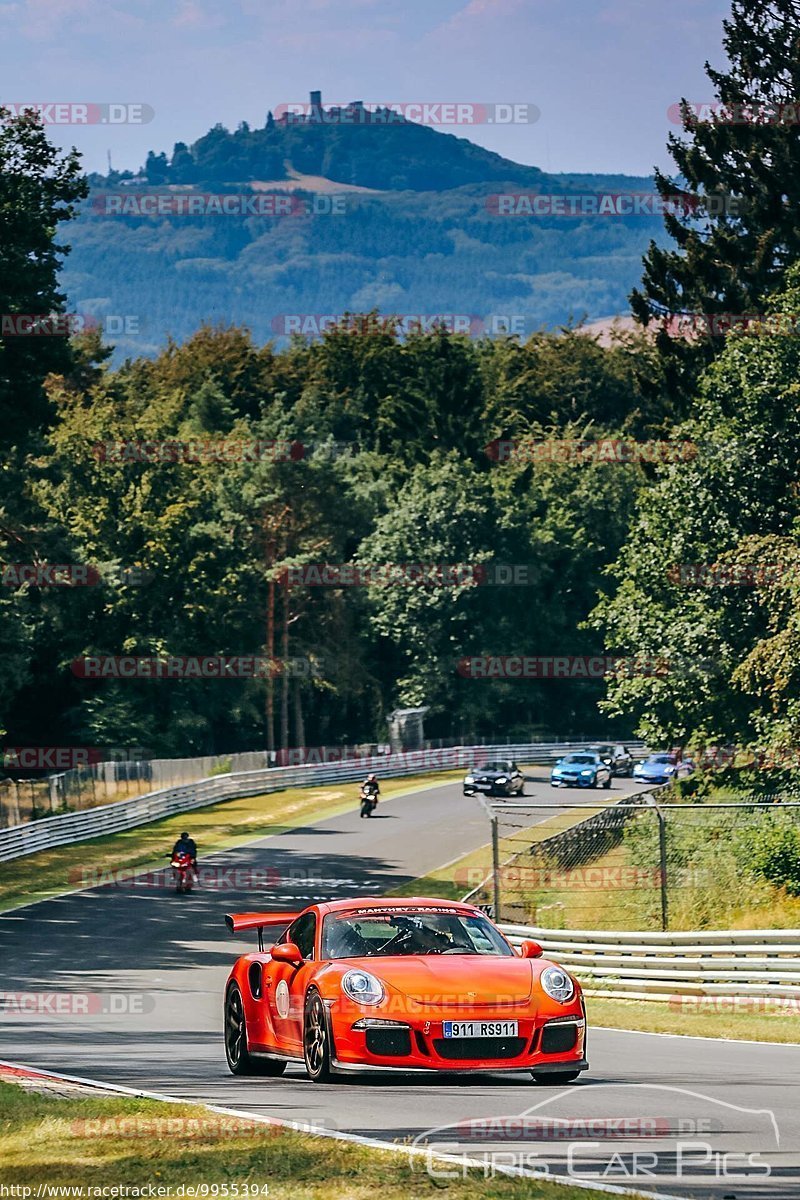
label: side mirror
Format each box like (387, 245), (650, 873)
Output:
(270, 942), (304, 966)
(519, 939), (544, 959)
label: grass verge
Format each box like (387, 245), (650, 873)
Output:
(586, 995), (800, 1044)
(388, 801), (606, 903)
(0, 1078), (643, 1199)
(0, 770), (462, 915)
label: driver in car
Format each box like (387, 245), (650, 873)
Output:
(389, 915), (451, 954)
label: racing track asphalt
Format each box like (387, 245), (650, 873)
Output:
(0, 770), (798, 1199)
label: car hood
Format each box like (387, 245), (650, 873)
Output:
(469, 768), (507, 778)
(345, 955), (535, 1006)
(555, 761), (595, 772)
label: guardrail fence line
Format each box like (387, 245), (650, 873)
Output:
(0, 741), (642, 863)
(499, 924), (800, 1003)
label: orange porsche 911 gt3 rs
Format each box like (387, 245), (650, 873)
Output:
(223, 897), (587, 1084)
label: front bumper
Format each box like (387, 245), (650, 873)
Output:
(330, 1008), (587, 1074)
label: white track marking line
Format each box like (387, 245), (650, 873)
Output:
(0, 1057), (688, 1200)
(592, 1024), (800, 1047)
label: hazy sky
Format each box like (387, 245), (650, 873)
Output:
(1, 0), (733, 178)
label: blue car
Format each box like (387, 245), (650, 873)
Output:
(633, 753), (694, 784)
(550, 752), (612, 789)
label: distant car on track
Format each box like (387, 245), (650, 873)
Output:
(550, 751), (612, 789)
(223, 898), (587, 1084)
(633, 753), (694, 784)
(587, 743), (634, 777)
(463, 759), (525, 797)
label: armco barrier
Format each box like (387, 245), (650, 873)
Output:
(0, 741), (641, 863)
(500, 924), (800, 1002)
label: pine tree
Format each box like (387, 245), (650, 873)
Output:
(0, 109), (87, 447)
(631, 0), (800, 392)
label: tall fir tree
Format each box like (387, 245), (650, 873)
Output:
(0, 109), (87, 448)
(631, 0), (800, 401)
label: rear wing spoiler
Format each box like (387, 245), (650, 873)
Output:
(225, 911), (301, 951)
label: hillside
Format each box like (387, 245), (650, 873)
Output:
(102, 94), (547, 194)
(68, 98), (670, 358)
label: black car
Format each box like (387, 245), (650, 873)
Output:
(463, 759), (525, 797)
(588, 744), (634, 777)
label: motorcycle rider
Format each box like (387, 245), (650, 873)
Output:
(171, 831), (199, 878)
(361, 773), (380, 802)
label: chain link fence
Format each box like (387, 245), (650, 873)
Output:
(465, 793), (800, 931)
(0, 753), (259, 828)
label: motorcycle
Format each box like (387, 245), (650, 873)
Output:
(169, 850), (195, 894)
(359, 786), (379, 818)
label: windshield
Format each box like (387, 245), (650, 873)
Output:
(476, 761), (510, 772)
(650, 755), (675, 764)
(563, 754), (596, 764)
(321, 909), (515, 959)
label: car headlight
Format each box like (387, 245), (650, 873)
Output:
(664, 765), (675, 774)
(464, 775), (475, 784)
(579, 768), (593, 776)
(541, 966), (575, 1004)
(342, 969), (385, 1005)
(496, 775), (508, 784)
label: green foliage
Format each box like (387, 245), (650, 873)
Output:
(593, 264), (800, 747)
(633, 0), (800, 394)
(0, 109), (87, 447)
(0, 312), (658, 753)
(208, 757), (232, 776)
(735, 814), (800, 896)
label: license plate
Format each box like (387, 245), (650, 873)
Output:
(442, 1020), (518, 1038)
(474, 782), (491, 790)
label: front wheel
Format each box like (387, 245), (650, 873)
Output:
(304, 992), (334, 1082)
(360, 800), (372, 818)
(603, 775), (612, 789)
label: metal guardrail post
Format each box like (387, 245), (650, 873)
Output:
(648, 796), (669, 932)
(491, 812), (501, 922)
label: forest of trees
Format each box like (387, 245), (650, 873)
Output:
(2, 0), (800, 769)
